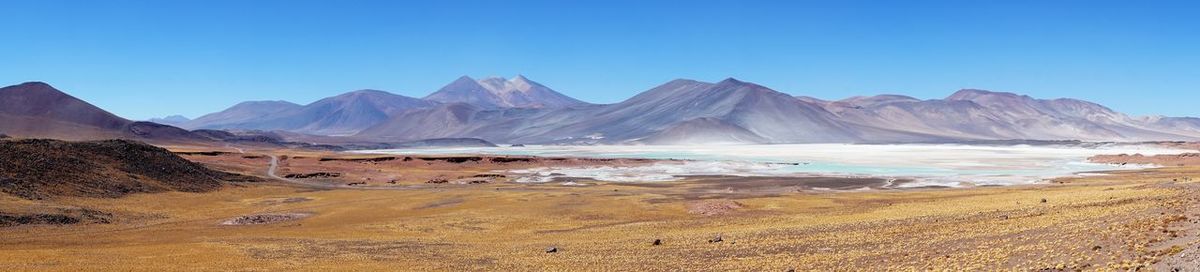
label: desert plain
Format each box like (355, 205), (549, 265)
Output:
(2, 144), (1200, 271)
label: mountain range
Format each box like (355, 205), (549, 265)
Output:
(179, 76), (588, 136)
(3, 77), (1199, 145)
(355, 77), (1200, 144)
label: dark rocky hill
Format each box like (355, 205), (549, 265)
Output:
(0, 139), (261, 200)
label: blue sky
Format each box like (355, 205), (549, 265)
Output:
(2, 0), (1197, 120)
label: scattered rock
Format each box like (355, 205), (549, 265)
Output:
(709, 234), (723, 243)
(491, 157), (533, 163)
(221, 212), (312, 225)
(284, 172), (341, 179)
(545, 246), (558, 253)
(0, 208), (112, 227)
(0, 213), (79, 226)
(652, 239), (662, 246)
(1040, 198), (1048, 203)
(453, 179), (489, 185)
(419, 156), (483, 163)
(426, 178), (449, 184)
(258, 197), (312, 205)
(318, 156), (397, 162)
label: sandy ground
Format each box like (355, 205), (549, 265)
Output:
(1, 147), (1200, 270)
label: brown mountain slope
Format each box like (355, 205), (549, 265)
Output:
(0, 82), (127, 130)
(0, 82), (213, 143)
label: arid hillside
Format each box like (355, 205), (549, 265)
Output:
(0, 138), (260, 200)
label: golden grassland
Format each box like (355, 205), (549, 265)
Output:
(1, 151), (1199, 270)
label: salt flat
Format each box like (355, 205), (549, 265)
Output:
(362, 143), (1191, 187)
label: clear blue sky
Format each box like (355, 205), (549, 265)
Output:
(2, 0), (1197, 120)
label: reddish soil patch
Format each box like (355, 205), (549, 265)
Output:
(1090, 153), (1200, 167)
(686, 200), (744, 216)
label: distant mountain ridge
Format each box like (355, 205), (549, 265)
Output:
(823, 88), (1194, 142)
(182, 90), (435, 135)
(184, 75), (587, 135)
(148, 115), (190, 126)
(4, 78), (1200, 145)
(356, 78), (1200, 144)
(185, 100), (301, 130)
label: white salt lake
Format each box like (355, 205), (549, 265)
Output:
(358, 143), (1190, 187)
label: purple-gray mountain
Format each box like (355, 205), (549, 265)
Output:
(148, 115), (191, 126)
(181, 76), (586, 135)
(183, 90), (435, 135)
(424, 75), (591, 109)
(185, 100), (300, 130)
